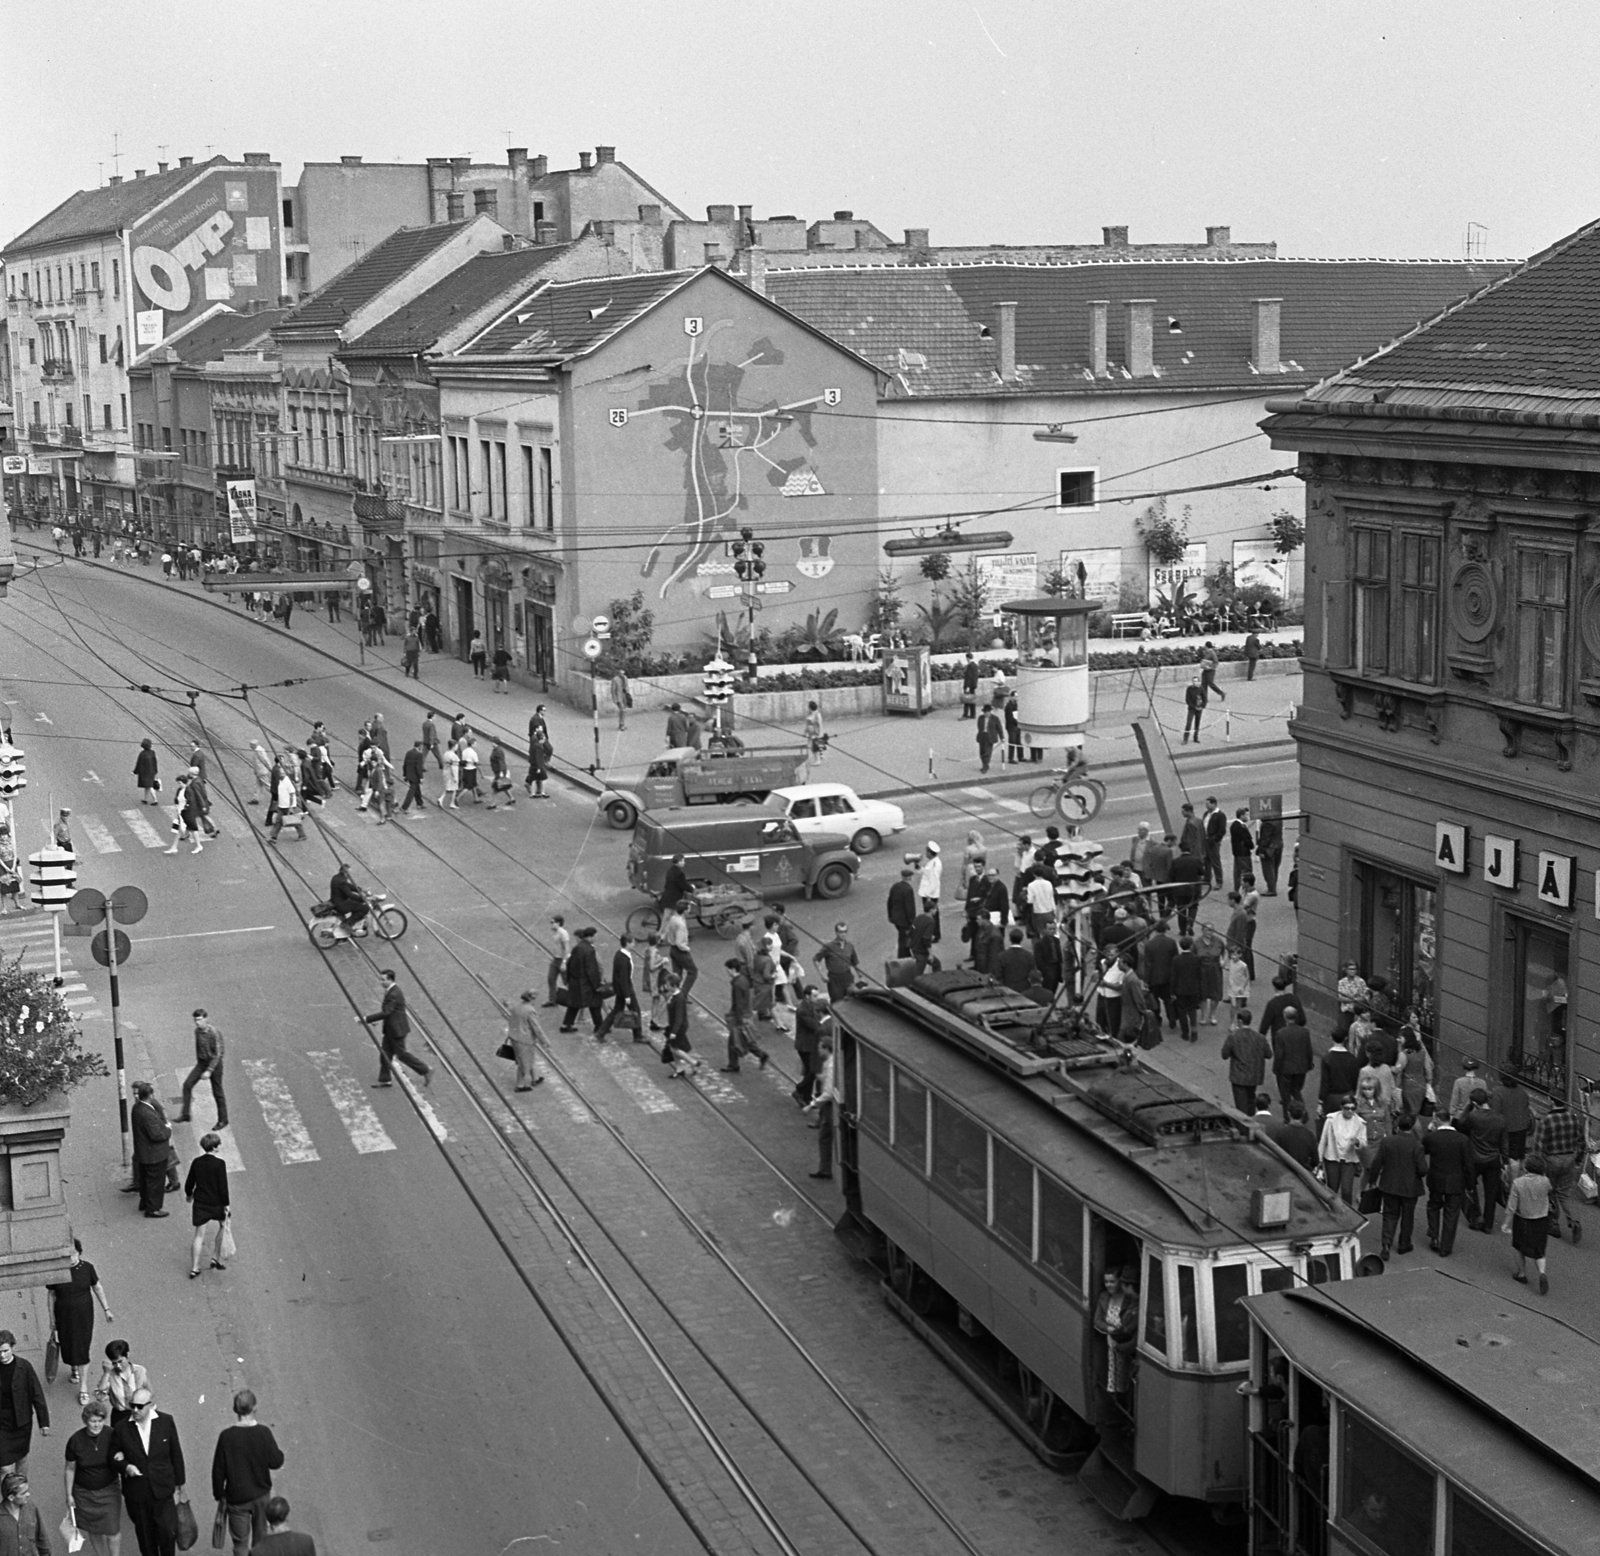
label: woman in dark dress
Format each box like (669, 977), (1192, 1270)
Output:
(63, 1398), (121, 1555)
(133, 739), (159, 805)
(184, 1133), (231, 1278)
(48, 1241), (114, 1405)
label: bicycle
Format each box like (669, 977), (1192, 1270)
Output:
(1028, 767), (1107, 824)
(625, 882), (762, 942)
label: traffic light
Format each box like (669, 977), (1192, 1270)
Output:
(730, 526), (766, 584)
(701, 655), (736, 705)
(0, 744), (26, 799)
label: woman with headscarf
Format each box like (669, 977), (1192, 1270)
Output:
(133, 739), (159, 806)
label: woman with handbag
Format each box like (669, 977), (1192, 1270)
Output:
(163, 774), (205, 855)
(1395, 1023), (1434, 1118)
(47, 1241), (114, 1406)
(184, 1134), (230, 1278)
(133, 739), (160, 806)
(63, 1402), (122, 1555)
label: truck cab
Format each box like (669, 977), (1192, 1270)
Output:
(627, 807), (861, 902)
(599, 744), (810, 829)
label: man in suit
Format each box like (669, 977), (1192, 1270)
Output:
(248, 1495), (316, 1555)
(997, 927), (1036, 993)
(1256, 812), (1284, 895)
(1271, 1008), (1314, 1113)
(131, 1082), (173, 1218)
(1264, 1101), (1319, 1170)
(1459, 1087), (1507, 1232)
(886, 866), (919, 959)
(1422, 1116), (1475, 1256)
(1202, 797), (1227, 889)
(1166, 844), (1207, 938)
(114, 1387), (186, 1556)
(1373, 1112), (1427, 1258)
(1140, 919), (1178, 1027)
(1228, 808), (1256, 892)
(1177, 801), (1205, 861)
(597, 932), (642, 1042)
(1317, 1035), (1361, 1124)
(357, 970), (431, 1088)
(1169, 936), (1202, 1042)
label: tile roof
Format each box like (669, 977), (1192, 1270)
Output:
(763, 258), (1515, 399)
(4, 159), (233, 254)
(163, 308), (287, 363)
(1303, 217), (1600, 416)
(341, 244), (579, 356)
(277, 223), (471, 333)
(456, 270), (694, 358)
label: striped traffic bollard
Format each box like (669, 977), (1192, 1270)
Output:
(28, 846), (77, 986)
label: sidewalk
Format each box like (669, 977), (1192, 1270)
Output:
(22, 543), (1299, 801)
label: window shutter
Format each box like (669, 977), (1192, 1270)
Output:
(1320, 579), (1352, 670)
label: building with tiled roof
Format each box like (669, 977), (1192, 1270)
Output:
(426, 265), (885, 680)
(1259, 216), (1600, 1091)
(3, 153), (285, 533)
(754, 254), (1514, 620)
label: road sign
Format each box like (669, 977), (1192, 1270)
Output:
(1, 456), (25, 476)
(72, 885), (149, 926)
(67, 887), (107, 926)
(110, 886), (149, 925)
(1249, 794), (1284, 821)
(592, 615), (611, 638)
(91, 929), (132, 968)
(755, 580), (793, 595)
(707, 585), (741, 599)
(583, 638), (602, 660)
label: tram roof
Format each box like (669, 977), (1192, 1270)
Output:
(1245, 1269), (1600, 1550)
(842, 994), (1360, 1249)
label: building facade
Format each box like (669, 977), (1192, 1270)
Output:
(1262, 217), (1600, 1101)
(763, 257), (1514, 624)
(432, 266), (883, 691)
(3, 154), (284, 535)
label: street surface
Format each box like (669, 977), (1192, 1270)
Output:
(4, 543), (1591, 1553)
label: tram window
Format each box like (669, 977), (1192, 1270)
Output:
(1142, 1254), (1168, 1354)
(1260, 1266), (1296, 1295)
(1338, 1414), (1434, 1556)
(1308, 1253), (1343, 1285)
(859, 1050), (890, 1139)
(991, 1139), (1033, 1256)
(1175, 1265), (1200, 1365)
(1037, 1178), (1084, 1290)
(894, 1071), (927, 1171)
(1212, 1264), (1251, 1365)
(1449, 1488), (1543, 1556)
(931, 1097), (987, 1214)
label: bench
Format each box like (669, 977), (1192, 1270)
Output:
(1111, 612), (1150, 639)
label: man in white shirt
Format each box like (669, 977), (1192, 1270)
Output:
(917, 841), (942, 942)
(1025, 869), (1057, 937)
(664, 901), (697, 995)
(543, 915), (572, 1007)
(804, 1038), (841, 1181)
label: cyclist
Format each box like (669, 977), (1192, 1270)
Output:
(329, 863), (369, 935)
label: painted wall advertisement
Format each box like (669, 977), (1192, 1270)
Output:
(975, 551), (1038, 605)
(130, 166), (281, 349)
(1058, 546), (1122, 606)
(225, 479), (258, 543)
(1149, 542), (1208, 606)
(1232, 538), (1289, 596)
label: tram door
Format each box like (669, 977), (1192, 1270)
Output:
(1086, 1216), (1141, 1431)
(837, 1027), (861, 1213)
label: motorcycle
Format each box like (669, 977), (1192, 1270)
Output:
(307, 891), (408, 948)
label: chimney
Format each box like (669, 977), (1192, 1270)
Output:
(501, 233), (515, 252)
(594, 145), (616, 165)
(578, 151), (593, 170)
(178, 155), (192, 168)
(508, 147), (527, 170)
(737, 204), (753, 222)
(341, 155), (362, 166)
(745, 249), (768, 299)
(707, 204), (735, 222)
(592, 219), (615, 244)
(704, 242), (724, 265)
(1125, 299), (1154, 377)
(157, 161), (168, 174)
(1251, 298), (1282, 372)
(1102, 225), (1129, 249)
(531, 154), (548, 178)
(833, 210), (854, 221)
(1088, 300), (1108, 376)
(903, 228), (931, 261)
(1206, 225), (1231, 247)
(108, 175), (121, 185)
(535, 221), (558, 245)
(993, 301), (1017, 381)
(243, 152), (271, 166)
(637, 203), (662, 225)
(134, 169), (145, 180)
(450, 156), (470, 176)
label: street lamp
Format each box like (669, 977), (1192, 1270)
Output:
(730, 525), (765, 684)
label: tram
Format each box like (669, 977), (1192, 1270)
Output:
(833, 973), (1363, 1521)
(1242, 1266), (1600, 1556)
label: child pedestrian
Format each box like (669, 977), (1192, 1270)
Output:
(1504, 1153), (1554, 1295)
(644, 932), (671, 1031)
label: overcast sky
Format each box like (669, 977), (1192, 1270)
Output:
(4, 1), (1595, 261)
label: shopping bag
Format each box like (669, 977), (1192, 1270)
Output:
(174, 1496), (200, 1550)
(1580, 1171), (1599, 1205)
(496, 1039), (515, 1061)
(45, 1333), (59, 1383)
(59, 1512), (84, 1553)
(212, 1501), (227, 1550)
(219, 1218), (238, 1260)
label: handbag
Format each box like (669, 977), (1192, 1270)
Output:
(597, 983), (615, 1000)
(174, 1496), (200, 1551)
(219, 1217), (237, 1260)
(59, 1513), (84, 1553)
(1357, 1186), (1383, 1214)
(1420, 1082), (1437, 1118)
(496, 1039), (515, 1061)
(45, 1333), (59, 1383)
(212, 1501), (227, 1550)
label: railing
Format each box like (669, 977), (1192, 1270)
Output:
(27, 423), (50, 444)
(40, 359), (74, 381)
(353, 492), (406, 525)
(60, 426), (83, 448)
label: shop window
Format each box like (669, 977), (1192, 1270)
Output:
(1514, 547), (1569, 709)
(1338, 1414), (1434, 1556)
(1212, 1263), (1250, 1364)
(1037, 1177), (1083, 1289)
(1352, 526), (1390, 675)
(858, 1049), (889, 1140)
(1448, 1488), (1543, 1556)
(892, 1070), (926, 1171)
(1353, 860), (1436, 1040)
(990, 1139), (1032, 1255)
(1502, 915), (1569, 1092)
(930, 1096), (986, 1215)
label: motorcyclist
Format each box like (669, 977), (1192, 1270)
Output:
(329, 863), (369, 933)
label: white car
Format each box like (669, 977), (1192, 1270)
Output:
(767, 783), (906, 855)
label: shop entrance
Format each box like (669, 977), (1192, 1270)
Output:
(1352, 860), (1437, 1039)
(529, 601), (554, 689)
(453, 577), (476, 658)
(1500, 915), (1569, 1094)
(485, 586), (509, 653)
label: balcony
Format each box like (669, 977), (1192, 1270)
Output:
(27, 422), (49, 444)
(40, 359), (73, 383)
(353, 492), (406, 528)
(60, 426), (83, 448)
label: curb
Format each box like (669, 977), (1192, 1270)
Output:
(15, 540), (610, 797)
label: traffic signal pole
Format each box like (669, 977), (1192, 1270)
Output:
(106, 911), (129, 1167)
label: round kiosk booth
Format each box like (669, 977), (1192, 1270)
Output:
(999, 596), (1107, 822)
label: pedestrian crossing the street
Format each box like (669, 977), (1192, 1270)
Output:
(59, 807), (262, 855)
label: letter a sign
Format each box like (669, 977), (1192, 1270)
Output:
(1537, 852), (1575, 909)
(1483, 835), (1518, 889)
(1435, 822), (1468, 874)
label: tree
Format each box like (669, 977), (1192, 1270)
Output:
(866, 570), (903, 636)
(919, 552), (952, 593)
(913, 598), (962, 650)
(604, 589), (655, 673)
(949, 558), (992, 637)
(1269, 508), (1306, 556)
(0, 957), (108, 1107)
(1136, 497), (1190, 565)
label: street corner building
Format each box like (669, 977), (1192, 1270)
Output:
(431, 265), (883, 685)
(1262, 214), (1600, 1101)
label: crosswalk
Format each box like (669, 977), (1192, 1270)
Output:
(0, 920), (103, 1019)
(62, 806), (256, 855)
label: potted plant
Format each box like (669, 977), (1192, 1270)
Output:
(0, 955), (107, 1286)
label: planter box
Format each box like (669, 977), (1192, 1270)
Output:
(0, 1094), (73, 1288)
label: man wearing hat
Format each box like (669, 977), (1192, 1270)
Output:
(52, 808), (73, 851)
(130, 1082), (173, 1217)
(1449, 1058), (1485, 1120)
(917, 842), (942, 942)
